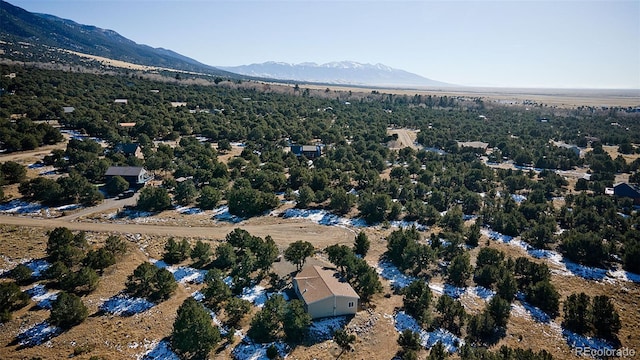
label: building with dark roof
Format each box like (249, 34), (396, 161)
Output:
(104, 166), (151, 187)
(613, 182), (640, 204)
(290, 145), (323, 159)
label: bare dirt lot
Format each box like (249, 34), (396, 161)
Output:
(387, 128), (420, 150)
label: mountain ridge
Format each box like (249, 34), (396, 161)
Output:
(0, 0), (235, 77)
(219, 61), (452, 88)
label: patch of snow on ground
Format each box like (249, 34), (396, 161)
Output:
(232, 340), (289, 360)
(212, 206), (244, 223)
(511, 194), (527, 203)
(174, 206), (203, 215)
(16, 321), (61, 347)
(606, 269), (640, 283)
(563, 329), (614, 354)
(308, 316), (349, 341)
(470, 286), (495, 300)
(375, 260), (416, 289)
(282, 208), (367, 227)
(443, 284), (466, 298)
(140, 340), (180, 360)
(389, 220), (428, 231)
(393, 311), (463, 352)
(171, 266), (207, 284)
(150, 259), (207, 284)
(240, 285), (267, 307)
(24, 259), (50, 278)
(25, 284), (59, 309)
(516, 293), (551, 323)
(0, 200), (45, 214)
(191, 290), (205, 302)
(100, 294), (155, 316)
(55, 203), (81, 211)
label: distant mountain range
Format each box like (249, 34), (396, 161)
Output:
(0, 1), (450, 88)
(220, 61), (452, 88)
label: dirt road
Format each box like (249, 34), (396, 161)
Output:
(0, 213), (354, 248)
(57, 193), (139, 221)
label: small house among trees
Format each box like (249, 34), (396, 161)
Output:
(290, 145), (323, 159)
(293, 265), (359, 319)
(104, 166), (152, 187)
(114, 143), (143, 158)
(612, 182), (640, 204)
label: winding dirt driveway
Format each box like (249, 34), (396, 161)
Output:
(0, 211), (355, 248)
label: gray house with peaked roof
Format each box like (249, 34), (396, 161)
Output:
(104, 166), (151, 187)
(293, 265), (359, 319)
(613, 182), (640, 204)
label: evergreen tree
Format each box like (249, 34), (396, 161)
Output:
(0, 282), (29, 323)
(105, 175), (129, 196)
(104, 235), (127, 256)
(49, 292), (88, 329)
(447, 252), (472, 287)
(163, 238), (191, 264)
(435, 295), (466, 335)
(84, 248), (116, 273)
(334, 329), (356, 359)
(137, 186), (172, 212)
(403, 280), (432, 326)
(248, 294), (286, 343)
(465, 223), (480, 247)
(353, 231), (370, 257)
(284, 241), (315, 271)
(296, 185), (314, 208)
(197, 186), (221, 210)
(427, 341), (448, 360)
(591, 295), (621, 340)
(190, 240), (212, 267)
(224, 297), (251, 327)
(283, 299), (312, 343)
(214, 243), (236, 270)
(10, 264), (32, 285)
(397, 329), (422, 352)
(202, 269), (232, 311)
(172, 297), (220, 360)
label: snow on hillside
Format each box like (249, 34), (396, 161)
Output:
(150, 259), (207, 284)
(139, 340), (180, 360)
(483, 228), (640, 284)
(232, 340), (289, 360)
(25, 284), (58, 309)
(308, 316), (349, 341)
(0, 200), (46, 215)
(393, 311), (464, 353)
(24, 258), (50, 278)
(240, 285), (268, 307)
(16, 321), (61, 347)
(212, 205), (244, 223)
(100, 294), (155, 316)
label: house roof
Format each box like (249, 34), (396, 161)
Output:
(104, 166), (145, 177)
(301, 145), (320, 152)
(614, 182), (640, 195)
(457, 141), (489, 149)
(294, 265), (359, 305)
(115, 143), (140, 155)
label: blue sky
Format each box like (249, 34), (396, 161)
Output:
(7, 0), (640, 89)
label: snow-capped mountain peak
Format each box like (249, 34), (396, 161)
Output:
(219, 61), (451, 87)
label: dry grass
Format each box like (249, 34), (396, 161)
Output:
(0, 210), (639, 359)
